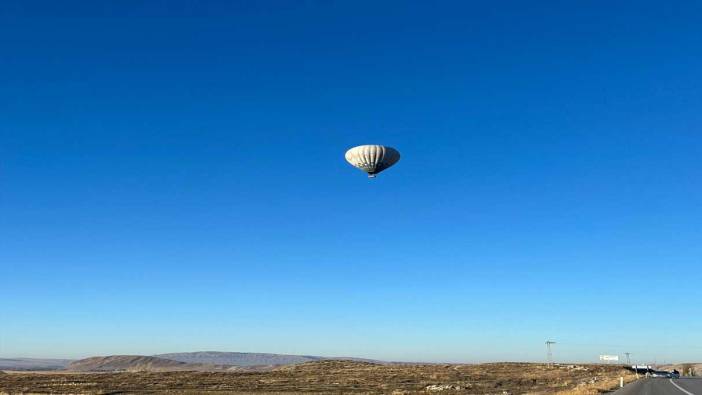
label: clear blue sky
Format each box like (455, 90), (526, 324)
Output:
(1, 1), (701, 364)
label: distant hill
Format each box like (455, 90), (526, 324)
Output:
(156, 351), (381, 367)
(0, 358), (73, 371)
(659, 363), (702, 375)
(67, 355), (220, 372)
(156, 351), (322, 367)
(3, 352), (383, 372)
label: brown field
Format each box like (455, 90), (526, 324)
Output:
(0, 360), (636, 394)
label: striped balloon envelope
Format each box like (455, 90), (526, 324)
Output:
(344, 145), (401, 178)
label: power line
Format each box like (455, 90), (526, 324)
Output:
(552, 341), (702, 351)
(546, 340), (556, 367)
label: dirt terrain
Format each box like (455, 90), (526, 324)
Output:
(0, 360), (635, 394)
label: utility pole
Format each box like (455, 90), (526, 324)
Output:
(625, 353), (631, 365)
(546, 340), (556, 367)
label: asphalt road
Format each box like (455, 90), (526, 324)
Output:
(613, 378), (702, 395)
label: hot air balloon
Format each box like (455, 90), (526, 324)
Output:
(344, 145), (400, 178)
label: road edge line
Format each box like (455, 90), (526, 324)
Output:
(670, 379), (696, 395)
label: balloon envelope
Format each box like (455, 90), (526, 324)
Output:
(344, 145), (400, 177)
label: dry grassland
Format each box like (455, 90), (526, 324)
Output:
(0, 360), (636, 394)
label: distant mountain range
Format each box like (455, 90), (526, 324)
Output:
(156, 351), (379, 367)
(66, 355), (224, 372)
(0, 352), (382, 372)
(0, 358), (72, 371)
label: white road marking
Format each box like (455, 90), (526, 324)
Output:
(670, 379), (696, 395)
